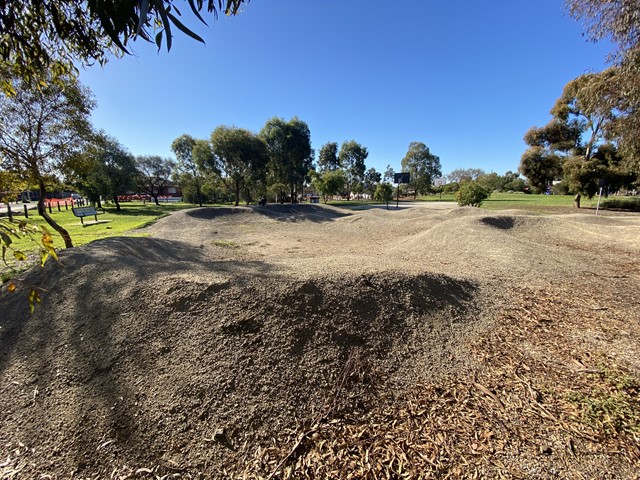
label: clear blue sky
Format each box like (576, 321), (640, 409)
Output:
(78, 0), (612, 177)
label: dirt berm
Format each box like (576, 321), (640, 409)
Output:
(1, 203), (639, 479)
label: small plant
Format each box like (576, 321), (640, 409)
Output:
(213, 240), (239, 249)
(1, 219), (57, 312)
(565, 367), (640, 438)
(455, 180), (491, 207)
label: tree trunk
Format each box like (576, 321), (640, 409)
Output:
(196, 185), (203, 207)
(37, 181), (73, 248)
(113, 195), (121, 211)
(574, 193), (581, 209)
(153, 194), (160, 206)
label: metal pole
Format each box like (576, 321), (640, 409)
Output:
(595, 187), (603, 215)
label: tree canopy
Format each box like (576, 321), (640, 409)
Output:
(400, 142), (442, 199)
(134, 155), (175, 205)
(260, 117), (313, 203)
(0, 68), (94, 247)
(338, 140), (368, 200)
(565, 0), (640, 173)
(211, 126), (268, 206)
(0, 0), (250, 90)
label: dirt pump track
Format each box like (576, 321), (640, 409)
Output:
(1, 203), (639, 479)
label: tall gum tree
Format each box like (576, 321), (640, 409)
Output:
(260, 117), (313, 203)
(400, 142), (442, 199)
(0, 69), (94, 248)
(210, 126), (268, 206)
(338, 140), (368, 200)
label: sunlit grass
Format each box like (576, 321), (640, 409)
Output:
(6, 201), (197, 255)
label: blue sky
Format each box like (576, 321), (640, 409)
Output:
(78, 0), (612, 178)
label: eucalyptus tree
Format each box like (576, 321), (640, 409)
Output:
(171, 134), (214, 207)
(566, 0), (640, 173)
(317, 142), (341, 172)
(134, 155), (175, 206)
(210, 126), (268, 206)
(0, 68), (94, 248)
(260, 117), (313, 203)
(311, 169), (346, 203)
(68, 132), (136, 211)
(363, 167), (382, 198)
(521, 70), (634, 206)
(338, 140), (368, 200)
(0, 0), (250, 91)
(400, 142), (442, 199)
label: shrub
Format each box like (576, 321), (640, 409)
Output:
(600, 197), (640, 211)
(455, 181), (491, 207)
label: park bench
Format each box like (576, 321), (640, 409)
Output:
(72, 205), (104, 225)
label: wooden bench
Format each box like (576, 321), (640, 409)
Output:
(72, 205), (104, 225)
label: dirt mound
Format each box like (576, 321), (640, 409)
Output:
(0, 237), (482, 478)
(2, 204), (639, 478)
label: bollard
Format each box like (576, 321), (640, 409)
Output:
(57, 202), (61, 212)
(24, 204), (28, 218)
(65, 201), (68, 210)
(7, 204), (12, 221)
(48, 203), (52, 214)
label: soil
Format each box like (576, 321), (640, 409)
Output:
(1, 203), (639, 479)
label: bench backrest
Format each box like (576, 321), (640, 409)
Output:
(73, 206), (97, 215)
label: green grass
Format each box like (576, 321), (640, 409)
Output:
(5, 201), (197, 255)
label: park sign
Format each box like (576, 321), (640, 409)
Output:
(394, 172), (410, 184)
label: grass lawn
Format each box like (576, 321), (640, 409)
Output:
(480, 193), (589, 210)
(415, 192), (605, 213)
(4, 201), (197, 259)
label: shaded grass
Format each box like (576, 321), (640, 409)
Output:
(600, 197), (640, 211)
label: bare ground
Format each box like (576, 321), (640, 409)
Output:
(1, 203), (639, 479)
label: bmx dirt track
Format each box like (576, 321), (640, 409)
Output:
(1, 203), (639, 479)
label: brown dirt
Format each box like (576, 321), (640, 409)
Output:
(1, 203), (639, 479)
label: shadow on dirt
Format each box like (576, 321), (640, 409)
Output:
(0, 236), (480, 478)
(251, 204), (351, 223)
(185, 205), (350, 223)
(480, 216), (516, 230)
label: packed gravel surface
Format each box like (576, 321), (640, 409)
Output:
(1, 203), (639, 479)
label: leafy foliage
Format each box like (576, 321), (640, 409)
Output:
(317, 142), (340, 172)
(446, 168), (485, 183)
(400, 142), (442, 199)
(565, 0), (640, 175)
(260, 117), (313, 204)
(374, 182), (394, 208)
(455, 181), (491, 207)
(0, 0), (250, 91)
(0, 67), (94, 247)
(338, 140), (368, 201)
(68, 132), (137, 210)
(311, 170), (346, 203)
(134, 155), (175, 205)
(210, 126), (268, 206)
(1, 219), (57, 312)
(363, 168), (382, 198)
(566, 0), (639, 59)
(171, 134), (214, 207)
(519, 146), (562, 192)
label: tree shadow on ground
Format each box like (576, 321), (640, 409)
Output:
(186, 205), (351, 224)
